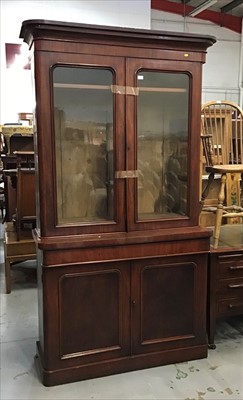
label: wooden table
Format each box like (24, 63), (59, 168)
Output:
(4, 222), (36, 293)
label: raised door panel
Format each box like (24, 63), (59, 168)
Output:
(131, 255), (207, 354)
(34, 51), (126, 236)
(42, 261), (131, 369)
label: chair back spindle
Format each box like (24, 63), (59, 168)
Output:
(200, 100), (243, 248)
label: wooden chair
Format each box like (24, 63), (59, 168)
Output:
(15, 168), (36, 240)
(200, 100), (243, 249)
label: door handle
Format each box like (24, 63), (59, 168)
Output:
(228, 283), (243, 289)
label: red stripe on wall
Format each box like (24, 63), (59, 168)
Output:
(151, 0), (242, 34)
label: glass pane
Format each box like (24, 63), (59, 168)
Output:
(137, 71), (189, 220)
(53, 66), (114, 224)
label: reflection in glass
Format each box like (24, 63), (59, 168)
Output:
(137, 71), (189, 220)
(53, 66), (114, 224)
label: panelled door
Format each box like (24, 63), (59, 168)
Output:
(130, 255), (207, 354)
(42, 261), (131, 368)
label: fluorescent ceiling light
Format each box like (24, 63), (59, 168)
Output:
(187, 0), (218, 17)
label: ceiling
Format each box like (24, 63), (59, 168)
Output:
(180, 0), (243, 17)
(151, 0), (243, 33)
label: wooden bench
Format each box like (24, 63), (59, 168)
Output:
(4, 222), (36, 293)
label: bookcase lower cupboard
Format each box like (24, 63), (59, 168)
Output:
(35, 231), (210, 386)
(20, 20), (215, 386)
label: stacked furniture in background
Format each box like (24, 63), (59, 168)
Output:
(1, 126), (36, 293)
(200, 100), (243, 348)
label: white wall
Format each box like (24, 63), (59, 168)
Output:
(1, 2), (242, 124)
(0, 0), (151, 124)
(151, 10), (243, 107)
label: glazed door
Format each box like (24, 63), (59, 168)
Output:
(35, 52), (126, 236)
(125, 58), (201, 231)
(36, 52), (202, 236)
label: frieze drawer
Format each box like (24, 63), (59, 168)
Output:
(218, 253), (243, 278)
(218, 277), (243, 296)
(218, 298), (243, 318)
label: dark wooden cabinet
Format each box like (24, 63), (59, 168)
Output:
(36, 251), (208, 385)
(20, 20), (215, 386)
(208, 250), (243, 348)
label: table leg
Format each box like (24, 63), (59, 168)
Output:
(4, 257), (11, 294)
